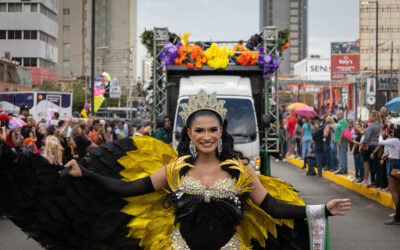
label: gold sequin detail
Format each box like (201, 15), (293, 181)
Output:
(180, 176), (240, 199)
(171, 229), (241, 249)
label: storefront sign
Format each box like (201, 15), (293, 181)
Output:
(377, 74), (399, 90)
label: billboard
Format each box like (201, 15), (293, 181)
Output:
(331, 41), (360, 81)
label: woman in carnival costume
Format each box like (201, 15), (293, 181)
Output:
(0, 90), (350, 250)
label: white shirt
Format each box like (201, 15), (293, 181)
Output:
(379, 136), (400, 159)
(134, 132), (143, 136)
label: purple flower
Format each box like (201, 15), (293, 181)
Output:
(159, 42), (178, 65)
(264, 54), (272, 64)
(258, 46), (264, 54)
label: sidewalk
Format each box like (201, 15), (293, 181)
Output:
(283, 155), (395, 209)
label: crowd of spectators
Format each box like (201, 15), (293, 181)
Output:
(0, 105), (173, 166)
(282, 105), (400, 225)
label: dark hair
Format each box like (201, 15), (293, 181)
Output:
(47, 125), (57, 135)
(177, 110), (248, 177)
(93, 119), (100, 125)
(58, 120), (65, 128)
(393, 125), (400, 139)
(21, 125), (31, 139)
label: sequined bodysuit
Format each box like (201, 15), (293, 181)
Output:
(168, 172), (247, 250)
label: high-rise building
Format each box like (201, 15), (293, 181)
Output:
(57, 0), (137, 88)
(57, 0), (87, 81)
(259, 0), (308, 76)
(360, 0), (399, 74)
(0, 0), (58, 85)
(359, 0), (400, 105)
(140, 55), (153, 85)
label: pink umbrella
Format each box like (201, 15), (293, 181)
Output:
(9, 117), (27, 129)
(293, 107), (318, 118)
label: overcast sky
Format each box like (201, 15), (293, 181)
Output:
(136, 0), (359, 76)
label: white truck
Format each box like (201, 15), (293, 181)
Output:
(166, 66), (269, 172)
(0, 91), (72, 122)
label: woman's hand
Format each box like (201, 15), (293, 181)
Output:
(326, 198), (351, 216)
(64, 159), (83, 177)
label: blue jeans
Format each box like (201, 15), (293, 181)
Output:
(315, 152), (324, 176)
(302, 136), (312, 158)
(354, 152), (364, 179)
(323, 143), (332, 169)
(305, 156), (317, 174)
(337, 141), (348, 173)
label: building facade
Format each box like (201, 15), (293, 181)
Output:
(140, 55), (152, 85)
(0, 0), (58, 85)
(359, 0), (400, 105)
(259, 0), (308, 76)
(56, 0), (87, 81)
(294, 57), (331, 81)
(0, 54), (33, 92)
(57, 0), (137, 89)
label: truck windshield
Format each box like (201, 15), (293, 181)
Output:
(175, 98), (257, 144)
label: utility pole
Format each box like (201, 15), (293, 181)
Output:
(390, 39), (393, 100)
(90, 0), (96, 114)
(375, 0), (378, 106)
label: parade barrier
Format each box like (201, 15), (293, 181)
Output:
(285, 157), (395, 209)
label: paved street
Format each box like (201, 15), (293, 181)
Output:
(1, 158), (400, 249)
(272, 158), (400, 250)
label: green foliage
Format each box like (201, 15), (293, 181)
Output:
(140, 30), (154, 56)
(71, 80), (85, 112)
(277, 29), (290, 52)
(35, 79), (61, 91)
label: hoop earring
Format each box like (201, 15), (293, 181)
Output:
(189, 140), (198, 158)
(218, 139), (222, 156)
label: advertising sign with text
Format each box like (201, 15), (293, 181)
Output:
(331, 41), (360, 81)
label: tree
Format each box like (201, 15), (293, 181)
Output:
(71, 80), (85, 112)
(34, 79), (61, 91)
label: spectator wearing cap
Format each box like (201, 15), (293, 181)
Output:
(18, 104), (30, 121)
(154, 115), (172, 144)
(24, 138), (37, 153)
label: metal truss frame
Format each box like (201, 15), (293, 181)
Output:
(152, 27), (169, 127)
(262, 26), (280, 153)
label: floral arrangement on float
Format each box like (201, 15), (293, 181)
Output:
(146, 30), (290, 78)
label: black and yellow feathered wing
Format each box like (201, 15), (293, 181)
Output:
(0, 136), (308, 249)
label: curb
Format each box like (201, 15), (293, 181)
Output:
(285, 157), (395, 209)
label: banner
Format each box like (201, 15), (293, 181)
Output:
(331, 41), (360, 81)
(109, 78), (122, 99)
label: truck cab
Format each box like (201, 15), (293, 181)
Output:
(166, 66), (266, 171)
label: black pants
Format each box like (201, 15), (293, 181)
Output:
(376, 160), (388, 188)
(296, 138), (302, 156)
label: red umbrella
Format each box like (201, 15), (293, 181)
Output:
(293, 107), (318, 118)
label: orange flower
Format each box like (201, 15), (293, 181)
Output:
(187, 46), (193, 53)
(201, 56), (207, 63)
(178, 45), (186, 56)
(282, 43), (289, 51)
(234, 44), (245, 52)
(174, 57), (179, 65)
(187, 62), (194, 69)
(195, 61), (202, 69)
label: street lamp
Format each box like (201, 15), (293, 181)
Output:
(362, 0), (378, 104)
